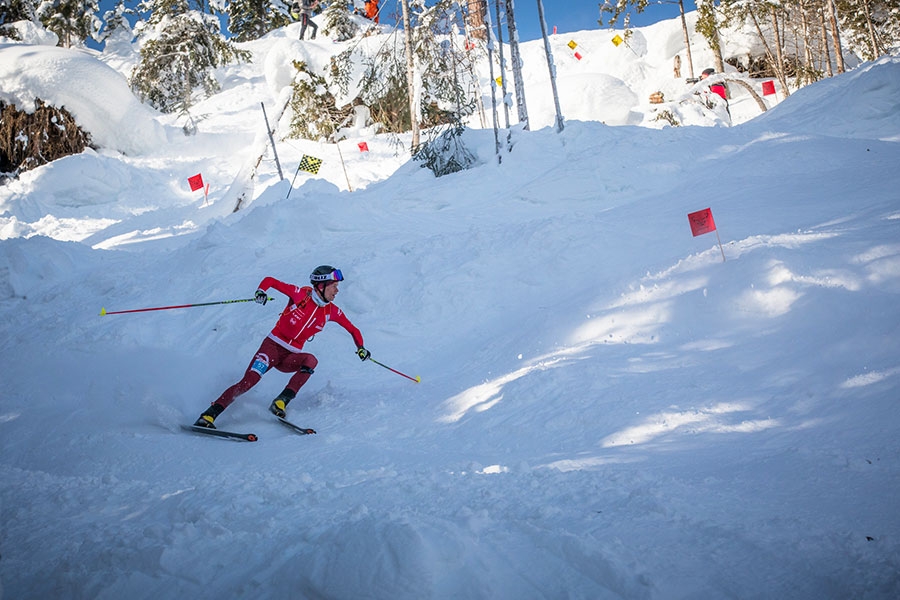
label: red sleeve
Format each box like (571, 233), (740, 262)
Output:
(329, 304), (364, 348)
(258, 277), (307, 303)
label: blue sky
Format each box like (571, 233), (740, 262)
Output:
(499, 0), (692, 42)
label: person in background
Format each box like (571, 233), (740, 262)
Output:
(194, 266), (370, 428)
(291, 0), (319, 40)
(700, 67), (730, 120)
(365, 0), (379, 23)
(700, 67), (727, 101)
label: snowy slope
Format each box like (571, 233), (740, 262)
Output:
(2, 14), (900, 600)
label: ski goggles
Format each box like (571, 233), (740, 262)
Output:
(311, 268), (344, 283)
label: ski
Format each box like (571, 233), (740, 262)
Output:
(181, 424), (258, 442)
(276, 416), (316, 435)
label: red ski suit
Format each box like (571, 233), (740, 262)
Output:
(213, 276), (364, 409)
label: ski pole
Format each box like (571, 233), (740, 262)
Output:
(369, 357), (421, 383)
(99, 297), (272, 316)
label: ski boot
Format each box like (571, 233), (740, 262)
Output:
(269, 389), (296, 418)
(194, 403), (224, 429)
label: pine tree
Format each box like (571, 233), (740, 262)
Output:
(348, 40), (412, 133)
(358, 2), (494, 137)
(323, 1), (358, 41)
(36, 0), (100, 47)
(228, 0), (291, 43)
(414, 0), (477, 128)
(288, 59), (351, 140)
(130, 0), (250, 114)
(411, 0), (478, 175)
(288, 0), (498, 153)
(99, 0), (133, 45)
(1, 99), (92, 176)
(1, 0), (38, 40)
(836, 0), (899, 60)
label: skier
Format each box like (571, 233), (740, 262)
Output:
(291, 0), (319, 40)
(194, 266), (370, 428)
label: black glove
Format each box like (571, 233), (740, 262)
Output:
(254, 289), (268, 305)
(356, 347), (371, 361)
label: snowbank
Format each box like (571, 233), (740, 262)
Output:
(0, 43), (167, 155)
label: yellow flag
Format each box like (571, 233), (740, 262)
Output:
(495, 76), (502, 86)
(298, 155), (323, 174)
(567, 40), (578, 50)
(611, 34), (623, 47)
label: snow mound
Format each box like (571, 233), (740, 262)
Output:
(558, 72), (640, 125)
(0, 43), (167, 155)
(750, 55), (900, 140)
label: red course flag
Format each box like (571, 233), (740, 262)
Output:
(358, 141), (369, 152)
(762, 80), (776, 96)
(188, 173), (204, 191)
(688, 208), (716, 237)
(574, 52), (583, 60)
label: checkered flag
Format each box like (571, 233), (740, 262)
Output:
(298, 154), (323, 174)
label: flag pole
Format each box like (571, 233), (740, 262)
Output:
(715, 230), (726, 262)
(335, 140), (353, 192)
(285, 162), (302, 200)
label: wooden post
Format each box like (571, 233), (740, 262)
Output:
(260, 102), (283, 180)
(335, 140), (353, 192)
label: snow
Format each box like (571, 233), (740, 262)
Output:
(2, 14), (900, 599)
(0, 43), (167, 155)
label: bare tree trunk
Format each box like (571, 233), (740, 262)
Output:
(723, 77), (768, 113)
(484, 1), (502, 161)
(799, 0), (816, 84)
(400, 0), (419, 149)
(748, 7), (790, 97)
(710, 26), (725, 76)
(828, 0), (845, 73)
(494, 0), (511, 135)
(536, 0), (564, 132)
(467, 0), (487, 41)
(677, 0), (695, 79)
(505, 0), (529, 129)
(861, 0), (882, 58)
(705, 1), (727, 95)
(819, 4), (833, 77)
(771, 6), (786, 83)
